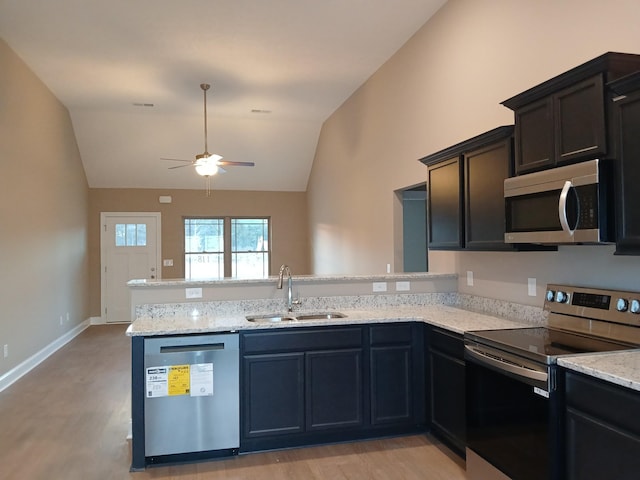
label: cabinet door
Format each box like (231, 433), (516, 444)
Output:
(306, 349), (363, 431)
(464, 139), (513, 250)
(566, 408), (640, 480)
(242, 353), (304, 438)
(515, 97), (554, 174)
(370, 345), (412, 425)
(614, 90), (640, 254)
(428, 328), (465, 455)
(428, 157), (463, 249)
(555, 75), (606, 165)
(430, 349), (466, 453)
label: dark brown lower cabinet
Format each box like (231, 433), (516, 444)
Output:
(369, 323), (425, 427)
(427, 326), (466, 456)
(240, 323), (426, 453)
(565, 370), (640, 480)
(306, 349), (363, 431)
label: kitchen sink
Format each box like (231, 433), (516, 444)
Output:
(294, 312), (346, 320)
(246, 314), (296, 323)
(246, 312), (347, 323)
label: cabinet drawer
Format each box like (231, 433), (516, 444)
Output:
(566, 372), (640, 434)
(242, 327), (363, 354)
(429, 327), (463, 359)
(370, 323), (413, 345)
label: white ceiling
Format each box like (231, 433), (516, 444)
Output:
(0, 0), (446, 192)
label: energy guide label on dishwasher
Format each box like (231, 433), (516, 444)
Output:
(146, 367), (169, 397)
(146, 363), (214, 398)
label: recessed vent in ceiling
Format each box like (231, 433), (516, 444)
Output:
(251, 109), (272, 114)
(132, 103), (154, 107)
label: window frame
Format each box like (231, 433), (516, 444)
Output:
(183, 215), (271, 279)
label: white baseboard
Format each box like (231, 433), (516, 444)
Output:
(0, 318), (91, 393)
(90, 316), (105, 325)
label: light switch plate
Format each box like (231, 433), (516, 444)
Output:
(163, 259), (174, 267)
(467, 271), (474, 286)
(528, 277), (537, 296)
(185, 287), (203, 299)
(372, 282), (387, 292)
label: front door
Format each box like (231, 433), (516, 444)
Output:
(101, 212), (161, 323)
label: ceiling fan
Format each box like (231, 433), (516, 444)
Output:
(162, 83), (255, 196)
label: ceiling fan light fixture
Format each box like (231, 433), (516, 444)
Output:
(195, 155), (221, 176)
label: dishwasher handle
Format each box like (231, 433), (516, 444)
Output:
(159, 343), (225, 354)
(465, 345), (548, 383)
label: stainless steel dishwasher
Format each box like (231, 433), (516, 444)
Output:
(143, 333), (239, 457)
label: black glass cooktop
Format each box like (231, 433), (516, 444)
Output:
(465, 327), (631, 364)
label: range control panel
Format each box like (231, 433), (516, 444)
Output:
(545, 284), (640, 327)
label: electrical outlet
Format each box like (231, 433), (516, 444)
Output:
(372, 282), (387, 292)
(467, 271), (474, 286)
(66, 312), (70, 323)
(528, 277), (537, 296)
(185, 287), (203, 299)
(59, 315), (64, 326)
(3, 344), (8, 359)
(396, 281), (410, 291)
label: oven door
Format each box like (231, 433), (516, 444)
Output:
(465, 344), (563, 480)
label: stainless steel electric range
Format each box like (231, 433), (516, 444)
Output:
(464, 284), (640, 480)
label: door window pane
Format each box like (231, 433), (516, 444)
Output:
(115, 223), (147, 247)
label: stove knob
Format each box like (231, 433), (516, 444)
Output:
(616, 298), (629, 312)
(630, 299), (640, 314)
(545, 290), (556, 302)
(555, 291), (569, 303)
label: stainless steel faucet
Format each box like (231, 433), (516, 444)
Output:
(277, 264), (299, 312)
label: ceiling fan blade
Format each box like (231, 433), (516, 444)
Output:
(168, 163), (194, 170)
(217, 160), (255, 167)
(161, 157), (193, 163)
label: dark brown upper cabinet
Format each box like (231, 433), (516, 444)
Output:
(420, 126), (514, 251)
(608, 72), (640, 255)
(502, 52), (640, 176)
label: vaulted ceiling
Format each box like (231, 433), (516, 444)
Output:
(0, 0), (446, 191)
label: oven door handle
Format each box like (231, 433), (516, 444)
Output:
(464, 345), (548, 383)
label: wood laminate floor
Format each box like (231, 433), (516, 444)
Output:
(0, 325), (467, 480)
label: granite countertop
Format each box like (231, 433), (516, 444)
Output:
(127, 304), (532, 337)
(558, 350), (640, 392)
(127, 272), (456, 288)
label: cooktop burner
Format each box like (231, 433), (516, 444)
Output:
(465, 284), (640, 365)
(465, 327), (631, 365)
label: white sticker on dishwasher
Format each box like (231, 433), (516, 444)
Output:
(146, 367), (168, 398)
(533, 386), (549, 398)
(190, 363), (214, 397)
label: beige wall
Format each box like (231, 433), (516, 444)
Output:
(88, 188), (310, 316)
(0, 39), (89, 377)
(308, 0), (640, 305)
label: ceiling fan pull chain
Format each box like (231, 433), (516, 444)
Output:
(205, 175), (212, 197)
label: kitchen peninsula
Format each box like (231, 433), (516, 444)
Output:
(127, 273), (640, 475)
(127, 272), (541, 470)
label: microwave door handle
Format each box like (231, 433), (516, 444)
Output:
(559, 180), (575, 236)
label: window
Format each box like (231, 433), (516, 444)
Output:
(184, 217), (270, 280)
(115, 223), (147, 246)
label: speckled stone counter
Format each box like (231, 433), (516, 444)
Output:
(127, 292), (543, 337)
(558, 350), (640, 392)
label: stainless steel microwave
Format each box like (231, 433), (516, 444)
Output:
(504, 159), (613, 244)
